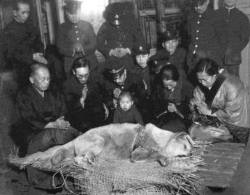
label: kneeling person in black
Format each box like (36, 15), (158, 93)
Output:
(16, 63), (78, 191)
(63, 57), (107, 132)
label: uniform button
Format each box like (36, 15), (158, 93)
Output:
(193, 50), (196, 54)
(77, 37), (80, 41)
(195, 44), (198, 48)
(196, 37), (199, 40)
(75, 31), (79, 34)
(74, 25), (78, 28)
(196, 30), (199, 33)
(199, 14), (202, 18)
(197, 21), (200, 24)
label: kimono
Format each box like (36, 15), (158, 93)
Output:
(16, 85), (78, 190)
(191, 71), (250, 128)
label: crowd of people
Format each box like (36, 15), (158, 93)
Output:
(0, 0), (250, 194)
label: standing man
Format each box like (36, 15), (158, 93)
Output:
(186, 0), (225, 74)
(56, 0), (98, 77)
(217, 0), (250, 76)
(3, 0), (47, 87)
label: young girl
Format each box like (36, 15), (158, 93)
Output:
(113, 91), (144, 125)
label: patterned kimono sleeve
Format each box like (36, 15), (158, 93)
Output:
(214, 85), (249, 126)
(189, 87), (206, 111)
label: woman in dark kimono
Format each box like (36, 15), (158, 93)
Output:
(151, 64), (193, 132)
(190, 58), (250, 143)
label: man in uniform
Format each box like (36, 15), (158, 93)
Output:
(102, 57), (148, 121)
(56, 0), (98, 77)
(186, 0), (225, 73)
(217, 0), (250, 76)
(3, 0), (47, 87)
(97, 2), (145, 73)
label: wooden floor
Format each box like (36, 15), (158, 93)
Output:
(197, 142), (245, 189)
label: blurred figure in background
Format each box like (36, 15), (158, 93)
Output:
(3, 0), (47, 88)
(57, 0), (98, 77)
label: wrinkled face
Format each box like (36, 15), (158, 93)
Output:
(195, 0), (209, 14)
(163, 39), (178, 54)
(162, 79), (177, 91)
(119, 95), (133, 111)
(14, 2), (30, 23)
(136, 54), (149, 69)
(66, 10), (81, 23)
(74, 66), (90, 85)
(30, 68), (50, 92)
(197, 71), (216, 89)
(163, 134), (193, 157)
(224, 0), (237, 7)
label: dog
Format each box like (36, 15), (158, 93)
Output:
(11, 123), (194, 168)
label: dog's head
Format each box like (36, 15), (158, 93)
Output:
(160, 132), (195, 158)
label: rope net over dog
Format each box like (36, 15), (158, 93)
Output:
(53, 146), (204, 195)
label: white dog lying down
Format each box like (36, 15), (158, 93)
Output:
(10, 123), (195, 168)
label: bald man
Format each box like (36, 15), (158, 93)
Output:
(16, 63), (78, 192)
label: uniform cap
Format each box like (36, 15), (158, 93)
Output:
(160, 28), (180, 42)
(64, 0), (82, 14)
(135, 46), (148, 55)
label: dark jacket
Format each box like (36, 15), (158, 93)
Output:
(16, 85), (67, 132)
(102, 70), (147, 111)
(113, 104), (143, 125)
(150, 48), (187, 74)
(97, 21), (144, 58)
(216, 7), (250, 65)
(63, 75), (106, 130)
(56, 19), (98, 73)
(3, 20), (43, 69)
(152, 77), (193, 118)
(187, 8), (225, 68)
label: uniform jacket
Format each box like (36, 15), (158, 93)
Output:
(97, 21), (144, 58)
(56, 19), (98, 72)
(216, 7), (250, 65)
(16, 85), (67, 132)
(191, 71), (250, 128)
(3, 20), (43, 68)
(150, 48), (186, 75)
(102, 70), (147, 111)
(187, 8), (225, 68)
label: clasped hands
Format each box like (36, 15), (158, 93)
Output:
(72, 43), (85, 56)
(33, 52), (48, 64)
(44, 116), (71, 129)
(109, 47), (131, 58)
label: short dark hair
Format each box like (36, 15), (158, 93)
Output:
(13, 0), (30, 11)
(160, 64), (179, 82)
(30, 63), (49, 77)
(119, 91), (133, 101)
(72, 57), (90, 71)
(195, 58), (219, 76)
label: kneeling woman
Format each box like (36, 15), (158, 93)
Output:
(152, 64), (193, 132)
(190, 58), (250, 143)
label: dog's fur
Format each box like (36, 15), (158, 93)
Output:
(12, 123), (194, 168)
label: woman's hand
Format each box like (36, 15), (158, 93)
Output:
(197, 104), (212, 115)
